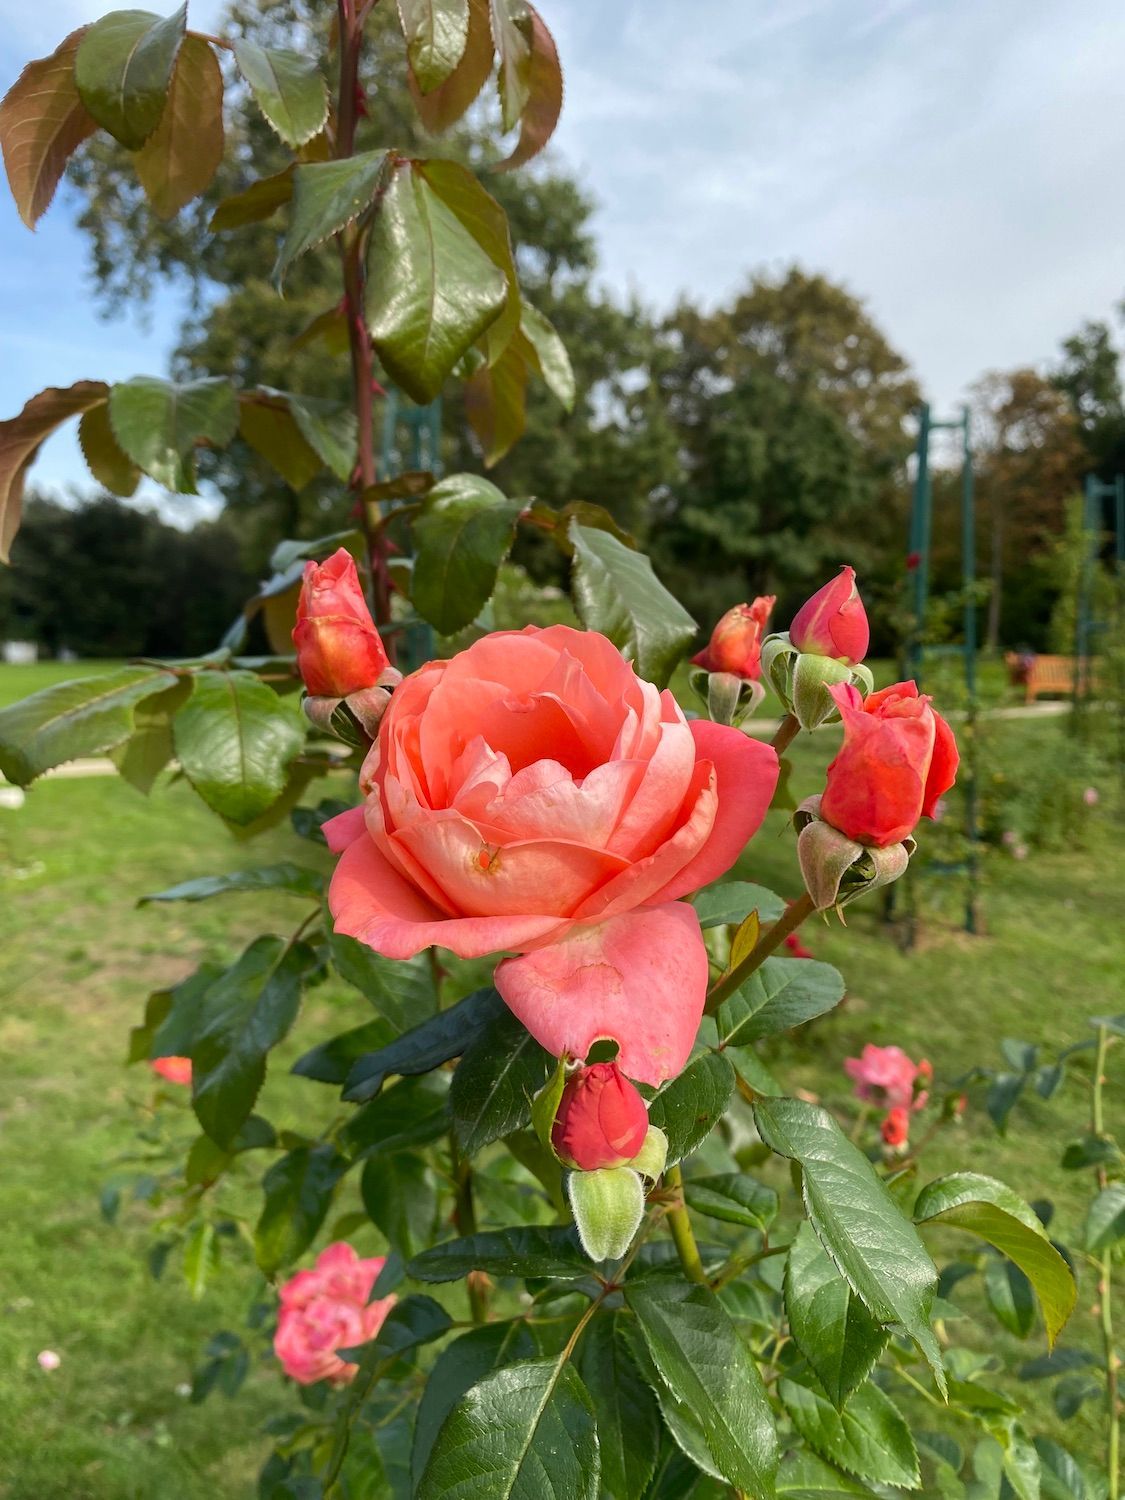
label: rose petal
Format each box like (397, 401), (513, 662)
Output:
(494, 901), (708, 1086)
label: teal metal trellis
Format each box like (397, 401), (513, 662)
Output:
(378, 388), (443, 671)
(905, 402), (980, 934)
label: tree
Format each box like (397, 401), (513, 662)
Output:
(1051, 316), (1125, 468)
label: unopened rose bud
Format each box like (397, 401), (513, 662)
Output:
(292, 549), (389, 699)
(789, 566), (870, 665)
(692, 597), (775, 680)
(881, 1106), (910, 1148)
(551, 1062), (649, 1171)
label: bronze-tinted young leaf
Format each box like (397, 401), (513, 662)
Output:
(74, 5), (187, 150)
(519, 301), (575, 409)
(464, 334), (528, 464)
(238, 390), (323, 492)
(367, 160), (507, 403)
(290, 303), (350, 355)
(398, 0), (470, 94)
(0, 380), (109, 562)
(418, 157), (519, 360)
(488, 0), (533, 132)
(232, 39), (327, 148)
(134, 35), (223, 218)
(568, 520), (697, 688)
(410, 0), (493, 133)
(0, 664), (176, 785)
(275, 150), (389, 288)
(172, 670), (305, 826)
(493, 3), (562, 171)
(411, 472), (521, 633)
(108, 374), (238, 493)
(78, 400), (140, 496)
(0, 27), (97, 229)
(209, 166), (293, 231)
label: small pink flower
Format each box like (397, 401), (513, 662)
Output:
(845, 1044), (922, 1112)
(1084, 787), (1099, 807)
(37, 1350), (61, 1371)
(274, 1243), (395, 1386)
(151, 1056), (192, 1086)
(1013, 843), (1028, 861)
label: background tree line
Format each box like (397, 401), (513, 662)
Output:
(2, 0), (1121, 660)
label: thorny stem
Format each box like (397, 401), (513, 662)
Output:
(1091, 1024), (1119, 1497)
(705, 892), (816, 1017)
(449, 1136), (490, 1323)
(664, 1164), (707, 1285)
(770, 711), (801, 756)
(334, 0), (394, 650)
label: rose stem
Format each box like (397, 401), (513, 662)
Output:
(664, 1164), (707, 1285)
(704, 892), (816, 1016)
(770, 712), (801, 755)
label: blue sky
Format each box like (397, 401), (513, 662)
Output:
(3, 0), (1125, 507)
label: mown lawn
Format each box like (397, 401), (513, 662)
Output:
(0, 661), (1118, 1496)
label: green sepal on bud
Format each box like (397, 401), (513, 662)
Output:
(794, 794), (915, 912)
(688, 666), (766, 727)
(567, 1165), (645, 1262)
(629, 1124), (668, 1182)
(761, 634), (873, 730)
(531, 1054), (569, 1155)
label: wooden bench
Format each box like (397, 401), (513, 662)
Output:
(1004, 652), (1092, 704)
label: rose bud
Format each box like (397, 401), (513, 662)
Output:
(692, 597), (776, 680)
(292, 548), (389, 698)
(820, 681), (958, 847)
(151, 1056), (192, 1086)
(789, 566), (870, 666)
(551, 1062), (650, 1171)
(881, 1106), (910, 1148)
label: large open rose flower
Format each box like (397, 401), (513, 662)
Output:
(274, 1243), (395, 1386)
(326, 626), (778, 1084)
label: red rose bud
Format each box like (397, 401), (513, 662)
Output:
(784, 931), (815, 960)
(789, 566), (870, 666)
(552, 1062), (650, 1171)
(820, 681), (959, 847)
(292, 548), (389, 698)
(692, 596), (776, 680)
(881, 1106), (910, 1147)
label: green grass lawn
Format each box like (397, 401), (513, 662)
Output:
(0, 662), (1118, 1495)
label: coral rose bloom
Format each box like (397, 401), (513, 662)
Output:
(326, 626), (778, 1085)
(274, 1243), (395, 1386)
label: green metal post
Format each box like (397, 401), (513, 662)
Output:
(1075, 474), (1097, 714)
(960, 407), (980, 934)
(908, 403), (932, 684)
(379, 387), (443, 672)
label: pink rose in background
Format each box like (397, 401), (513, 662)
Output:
(151, 1056), (192, 1086)
(789, 566), (870, 665)
(1084, 787), (1099, 807)
(326, 626), (778, 1085)
(692, 597), (776, 680)
(274, 1243), (395, 1386)
(845, 1044), (924, 1112)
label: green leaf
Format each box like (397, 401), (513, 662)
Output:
(407, 1224), (588, 1281)
(754, 1096), (944, 1391)
(74, 5), (185, 149)
(718, 957), (846, 1045)
(140, 863), (323, 905)
(411, 1321), (538, 1492)
(0, 26), (98, 229)
(1035, 1437), (1089, 1500)
(78, 400), (140, 496)
(985, 1255), (1036, 1338)
(108, 375), (237, 493)
(149, 961), (225, 1059)
(569, 521), (696, 688)
(112, 685), (197, 796)
(1085, 1183), (1125, 1252)
(1061, 1133), (1121, 1171)
(684, 1172), (778, 1232)
(450, 1008), (551, 1155)
(134, 34), (223, 218)
(647, 1052), (734, 1165)
(343, 985), (501, 1100)
(776, 1451), (879, 1496)
(339, 1073), (451, 1159)
(291, 1018), (397, 1085)
(275, 151), (389, 288)
(0, 381), (109, 562)
(398, 0), (470, 93)
(577, 1311), (661, 1500)
(418, 1355), (599, 1500)
(784, 1222), (889, 1410)
(418, 158), (520, 361)
(255, 1143), (348, 1275)
(411, 473), (521, 632)
(489, 0), (532, 131)
(189, 936), (318, 1147)
(464, 336), (529, 465)
(343, 1293), (453, 1367)
(914, 1172), (1076, 1346)
(518, 302), (575, 409)
(210, 166), (293, 231)
(361, 1152), (436, 1259)
(780, 1378), (919, 1490)
(366, 160), (508, 403)
(0, 664), (176, 785)
(183, 1220), (218, 1300)
(410, 0), (492, 134)
(1019, 1347), (1099, 1381)
(626, 1280), (778, 1496)
(232, 40), (327, 148)
(172, 670), (305, 826)
(493, 3), (562, 172)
